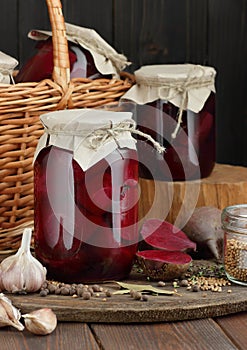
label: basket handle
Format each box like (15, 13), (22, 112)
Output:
(46, 0), (70, 90)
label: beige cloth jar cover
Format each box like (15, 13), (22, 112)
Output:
(28, 22), (130, 78)
(34, 109), (137, 172)
(122, 64), (216, 113)
(0, 51), (18, 83)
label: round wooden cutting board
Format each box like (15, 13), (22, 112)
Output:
(8, 262), (247, 323)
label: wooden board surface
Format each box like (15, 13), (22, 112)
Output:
(7, 265), (247, 324)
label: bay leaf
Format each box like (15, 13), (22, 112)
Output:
(113, 281), (175, 295)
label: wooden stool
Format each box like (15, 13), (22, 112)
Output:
(138, 163), (247, 228)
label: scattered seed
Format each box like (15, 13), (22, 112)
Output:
(41, 282), (48, 289)
(157, 281), (166, 287)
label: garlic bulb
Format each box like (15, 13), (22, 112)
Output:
(0, 228), (47, 293)
(22, 308), (57, 335)
(0, 293), (24, 331)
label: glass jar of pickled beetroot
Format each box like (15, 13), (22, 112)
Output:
(33, 108), (139, 283)
(123, 64), (216, 181)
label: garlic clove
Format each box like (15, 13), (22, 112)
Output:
(0, 293), (24, 331)
(22, 308), (57, 335)
(0, 266), (4, 292)
(0, 228), (47, 293)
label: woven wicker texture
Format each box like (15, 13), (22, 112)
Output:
(0, 0), (134, 254)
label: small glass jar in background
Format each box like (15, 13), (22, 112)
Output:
(222, 204), (247, 286)
(122, 64), (216, 181)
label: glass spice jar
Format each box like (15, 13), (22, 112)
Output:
(33, 108), (139, 283)
(122, 64), (216, 181)
(222, 204), (247, 286)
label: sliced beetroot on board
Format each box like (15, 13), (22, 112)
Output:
(136, 250), (192, 281)
(140, 219), (196, 252)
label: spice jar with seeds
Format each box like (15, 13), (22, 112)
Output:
(222, 204), (247, 286)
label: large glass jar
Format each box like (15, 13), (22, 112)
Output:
(222, 204), (247, 286)
(33, 109), (139, 283)
(15, 23), (129, 83)
(123, 64), (216, 181)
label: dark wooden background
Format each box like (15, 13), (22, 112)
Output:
(1, 0), (247, 167)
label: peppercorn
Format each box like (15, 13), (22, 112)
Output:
(192, 285), (200, 292)
(133, 292), (142, 300)
(92, 284), (101, 292)
(47, 284), (56, 293)
(105, 290), (112, 298)
(60, 287), (70, 295)
(180, 279), (189, 287)
(82, 292), (91, 300)
(39, 289), (48, 297)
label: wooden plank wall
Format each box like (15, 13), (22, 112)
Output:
(0, 0), (247, 166)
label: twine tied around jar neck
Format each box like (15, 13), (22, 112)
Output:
(0, 67), (15, 84)
(43, 119), (166, 154)
(136, 65), (214, 139)
(86, 119), (166, 154)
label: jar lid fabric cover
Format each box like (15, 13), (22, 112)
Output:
(122, 64), (216, 113)
(0, 51), (18, 83)
(34, 109), (136, 171)
(28, 23), (130, 78)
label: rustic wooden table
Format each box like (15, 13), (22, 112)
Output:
(0, 260), (246, 350)
(1, 162), (247, 350)
(0, 311), (246, 350)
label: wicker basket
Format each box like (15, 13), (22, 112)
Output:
(0, 0), (134, 254)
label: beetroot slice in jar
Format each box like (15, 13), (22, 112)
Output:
(84, 186), (112, 215)
(74, 160), (112, 215)
(140, 219), (196, 252)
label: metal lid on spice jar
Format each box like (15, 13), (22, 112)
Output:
(222, 204), (247, 235)
(122, 63), (216, 113)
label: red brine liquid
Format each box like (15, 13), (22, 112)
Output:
(136, 93), (216, 181)
(34, 146), (139, 283)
